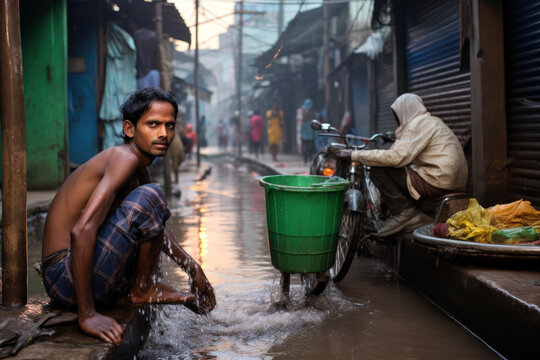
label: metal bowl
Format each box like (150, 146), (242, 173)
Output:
(412, 224), (540, 266)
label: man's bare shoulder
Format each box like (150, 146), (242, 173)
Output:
(77, 144), (140, 175)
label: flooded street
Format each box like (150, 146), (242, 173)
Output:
(137, 158), (499, 360)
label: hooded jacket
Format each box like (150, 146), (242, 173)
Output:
(351, 93), (468, 199)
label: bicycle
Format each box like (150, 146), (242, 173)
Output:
(309, 120), (471, 284)
(310, 120), (396, 283)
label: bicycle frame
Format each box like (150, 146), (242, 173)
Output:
(309, 120), (395, 282)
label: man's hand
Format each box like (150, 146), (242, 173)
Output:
(79, 312), (124, 346)
(190, 266), (216, 314)
(337, 149), (353, 160)
(162, 226), (216, 314)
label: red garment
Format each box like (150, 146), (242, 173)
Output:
(250, 114), (264, 142)
(185, 124), (197, 151)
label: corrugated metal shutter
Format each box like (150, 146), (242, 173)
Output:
(375, 52), (396, 132)
(405, 0), (471, 145)
(351, 57), (370, 137)
(504, 0), (540, 206)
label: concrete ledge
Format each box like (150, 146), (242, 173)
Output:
(371, 235), (540, 359)
(6, 303), (151, 359)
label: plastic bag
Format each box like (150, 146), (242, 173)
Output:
(488, 199), (540, 229)
(491, 226), (539, 245)
(446, 198), (497, 243)
(310, 176), (348, 187)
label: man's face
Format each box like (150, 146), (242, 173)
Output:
(127, 101), (176, 158)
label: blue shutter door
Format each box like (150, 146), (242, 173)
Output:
(504, 0), (540, 206)
(405, 0), (471, 145)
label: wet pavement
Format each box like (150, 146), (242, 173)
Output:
(137, 156), (498, 359)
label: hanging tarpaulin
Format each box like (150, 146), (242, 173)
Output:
(99, 23), (136, 148)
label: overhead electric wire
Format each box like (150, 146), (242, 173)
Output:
(189, 11), (236, 27)
(255, 0), (307, 80)
(199, 4), (275, 46)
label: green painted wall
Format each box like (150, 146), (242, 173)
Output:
(3, 0), (69, 189)
(22, 0), (68, 189)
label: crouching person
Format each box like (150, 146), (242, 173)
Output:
(39, 87), (216, 345)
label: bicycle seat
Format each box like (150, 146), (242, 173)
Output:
(417, 192), (471, 224)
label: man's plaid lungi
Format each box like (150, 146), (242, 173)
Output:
(42, 183), (170, 307)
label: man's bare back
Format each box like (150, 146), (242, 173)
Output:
(42, 145), (143, 258)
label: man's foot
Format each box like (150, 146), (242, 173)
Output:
(402, 212), (432, 233)
(128, 281), (196, 305)
(377, 207), (421, 237)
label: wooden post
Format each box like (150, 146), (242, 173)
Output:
(237, 0), (244, 156)
(155, 1), (172, 197)
(0, 0), (28, 306)
(323, 0), (330, 124)
(469, 0), (507, 206)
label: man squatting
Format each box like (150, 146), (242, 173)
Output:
(38, 87), (216, 345)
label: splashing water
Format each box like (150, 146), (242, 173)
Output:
(138, 272), (356, 359)
(137, 160), (356, 359)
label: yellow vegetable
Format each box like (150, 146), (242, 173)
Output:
(446, 198), (498, 243)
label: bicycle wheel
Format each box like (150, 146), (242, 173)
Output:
(300, 272), (329, 297)
(330, 209), (362, 283)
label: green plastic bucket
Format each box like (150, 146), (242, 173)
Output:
(259, 175), (350, 273)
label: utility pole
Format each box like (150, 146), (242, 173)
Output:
(155, 0), (172, 197)
(0, 0), (28, 306)
(323, 0), (331, 124)
(195, 0), (201, 167)
(278, 0), (284, 34)
(236, 0), (244, 156)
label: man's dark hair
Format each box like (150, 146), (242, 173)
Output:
(120, 87), (179, 142)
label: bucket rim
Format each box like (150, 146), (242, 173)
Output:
(259, 174), (349, 192)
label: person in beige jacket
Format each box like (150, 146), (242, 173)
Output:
(339, 93), (468, 237)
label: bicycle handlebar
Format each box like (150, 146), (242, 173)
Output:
(311, 120), (395, 149)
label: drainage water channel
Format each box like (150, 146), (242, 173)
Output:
(137, 158), (499, 360)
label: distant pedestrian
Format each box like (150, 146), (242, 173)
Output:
(250, 110), (264, 158)
(199, 115), (208, 148)
(185, 124), (197, 159)
(217, 118), (228, 151)
(178, 121), (193, 160)
(266, 100), (283, 162)
(314, 108), (327, 152)
(300, 98), (316, 164)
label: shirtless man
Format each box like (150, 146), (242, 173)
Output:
(39, 87), (216, 346)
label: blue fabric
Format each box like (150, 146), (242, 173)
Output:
(99, 24), (136, 121)
(42, 184), (170, 308)
(136, 69), (160, 89)
(301, 98), (313, 110)
(300, 121), (315, 140)
(102, 119), (124, 149)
